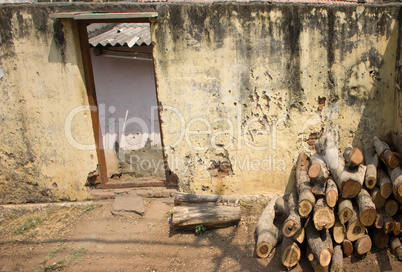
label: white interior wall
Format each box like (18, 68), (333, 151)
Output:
(91, 48), (162, 153)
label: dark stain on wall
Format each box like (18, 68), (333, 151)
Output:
(52, 19), (66, 64)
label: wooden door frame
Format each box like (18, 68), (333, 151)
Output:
(77, 18), (169, 189)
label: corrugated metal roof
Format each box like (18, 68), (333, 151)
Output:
(89, 23), (151, 48)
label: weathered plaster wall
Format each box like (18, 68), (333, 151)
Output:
(153, 3), (402, 195)
(0, 3), (401, 203)
(0, 6), (99, 203)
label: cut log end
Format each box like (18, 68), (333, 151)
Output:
(257, 242), (273, 259)
(365, 176), (376, 189)
(342, 239), (353, 256)
(319, 249), (332, 267)
(326, 191), (338, 208)
(299, 200), (313, 218)
(385, 199), (398, 217)
(380, 183), (393, 199)
(309, 163), (322, 179)
(349, 147), (364, 166)
(341, 180), (362, 198)
(355, 235), (372, 255)
(283, 220), (299, 237)
(387, 154), (400, 170)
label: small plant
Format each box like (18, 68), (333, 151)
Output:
(361, 253), (367, 260)
(78, 204), (96, 217)
(195, 224), (206, 235)
(71, 247), (88, 265)
(165, 210), (174, 219)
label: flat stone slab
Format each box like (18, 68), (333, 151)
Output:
(112, 195), (145, 216)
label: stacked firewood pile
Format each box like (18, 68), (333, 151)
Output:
(256, 131), (402, 270)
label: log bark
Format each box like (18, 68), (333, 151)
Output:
(306, 218), (333, 267)
(346, 204), (366, 242)
(342, 239), (353, 256)
(315, 132), (364, 198)
(373, 136), (400, 169)
(354, 234), (372, 255)
(383, 131), (402, 156)
(357, 188), (376, 226)
(255, 197), (279, 258)
(309, 153), (329, 196)
(386, 166), (402, 199)
(174, 192), (240, 206)
(343, 144), (363, 167)
(364, 145), (379, 188)
(365, 164), (377, 189)
(332, 220), (345, 244)
(275, 196), (289, 216)
(372, 228), (389, 250)
(313, 198), (335, 230)
(281, 236), (301, 268)
(325, 178), (338, 208)
(172, 205), (241, 229)
(337, 198), (353, 225)
(370, 186), (386, 209)
(330, 245), (343, 272)
(363, 145), (379, 167)
(295, 152), (316, 217)
(385, 198), (398, 217)
(390, 236), (402, 261)
(378, 168), (393, 199)
(283, 187), (301, 237)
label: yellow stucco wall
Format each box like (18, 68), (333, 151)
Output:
(153, 4), (402, 195)
(0, 3), (401, 203)
(0, 7), (97, 203)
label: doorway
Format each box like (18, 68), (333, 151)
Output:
(76, 17), (168, 188)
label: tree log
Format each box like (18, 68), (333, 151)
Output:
(373, 136), (400, 169)
(342, 239), (353, 256)
(343, 144), (363, 167)
(386, 166), (402, 199)
(365, 164), (377, 189)
(281, 236), (301, 268)
(385, 198), (398, 217)
(374, 210), (384, 229)
(325, 178), (338, 208)
(338, 164), (366, 198)
(364, 145), (379, 189)
(372, 228), (389, 250)
(393, 221), (401, 236)
(295, 152), (316, 217)
(364, 145), (379, 167)
(337, 198), (353, 225)
(390, 236), (402, 261)
(313, 198), (335, 230)
(322, 228), (334, 255)
(275, 196), (289, 216)
(370, 186), (386, 209)
(172, 205), (241, 229)
(357, 188), (376, 226)
(346, 204), (366, 242)
(309, 153), (329, 196)
(378, 168), (393, 199)
(379, 209), (395, 234)
(174, 192), (240, 206)
(383, 131), (402, 156)
(333, 220), (345, 244)
(307, 248), (328, 272)
(293, 226), (305, 244)
(306, 218), (332, 267)
(283, 187), (301, 237)
(354, 234), (372, 255)
(255, 197), (279, 258)
(330, 245), (343, 272)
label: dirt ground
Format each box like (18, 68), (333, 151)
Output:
(1, 197), (402, 272)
